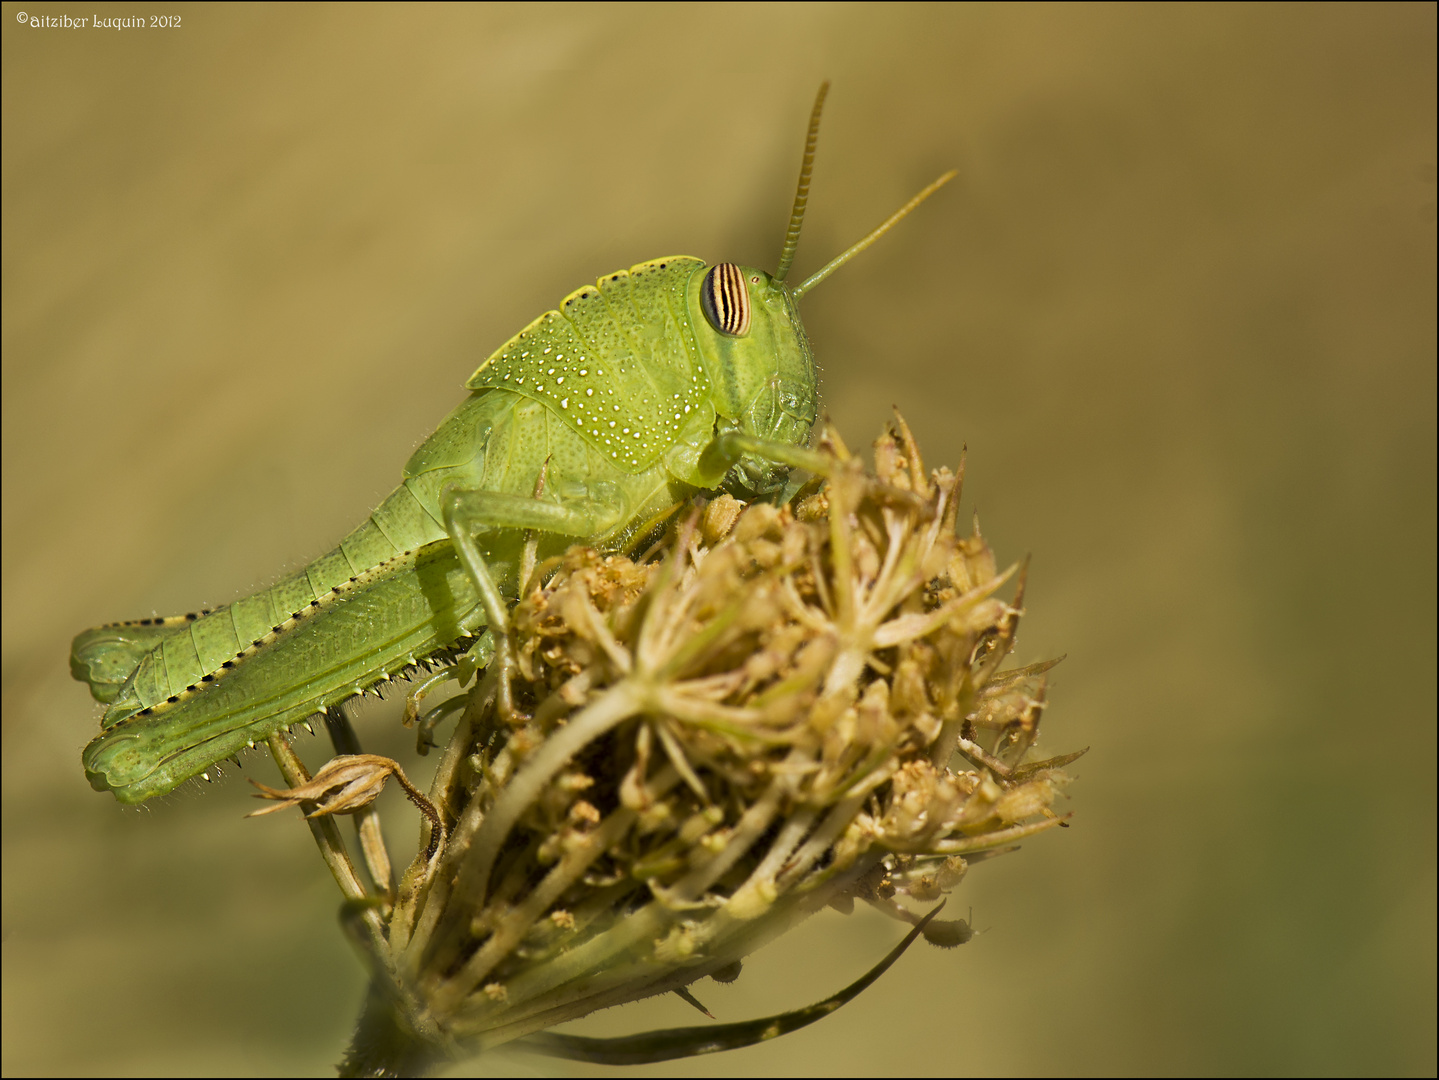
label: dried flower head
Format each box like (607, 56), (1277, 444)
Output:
(260, 416), (1081, 1075)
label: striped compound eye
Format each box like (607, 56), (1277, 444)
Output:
(700, 263), (752, 337)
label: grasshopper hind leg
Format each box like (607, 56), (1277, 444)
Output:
(70, 612), (213, 705)
(401, 630), (494, 754)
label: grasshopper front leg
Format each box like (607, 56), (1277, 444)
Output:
(442, 486), (622, 722)
(700, 429), (932, 519)
(698, 430), (833, 482)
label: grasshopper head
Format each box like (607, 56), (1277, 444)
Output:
(682, 84), (953, 499)
(688, 263), (818, 496)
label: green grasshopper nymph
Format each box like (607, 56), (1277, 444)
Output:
(72, 84), (954, 804)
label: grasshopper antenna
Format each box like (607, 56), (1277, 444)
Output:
(792, 169), (957, 300)
(773, 81), (830, 284)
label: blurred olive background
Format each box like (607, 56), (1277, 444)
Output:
(3, 4), (1434, 1076)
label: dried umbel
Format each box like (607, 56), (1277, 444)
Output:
(258, 417), (1081, 1075)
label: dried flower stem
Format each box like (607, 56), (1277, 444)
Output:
(263, 733), (386, 954)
